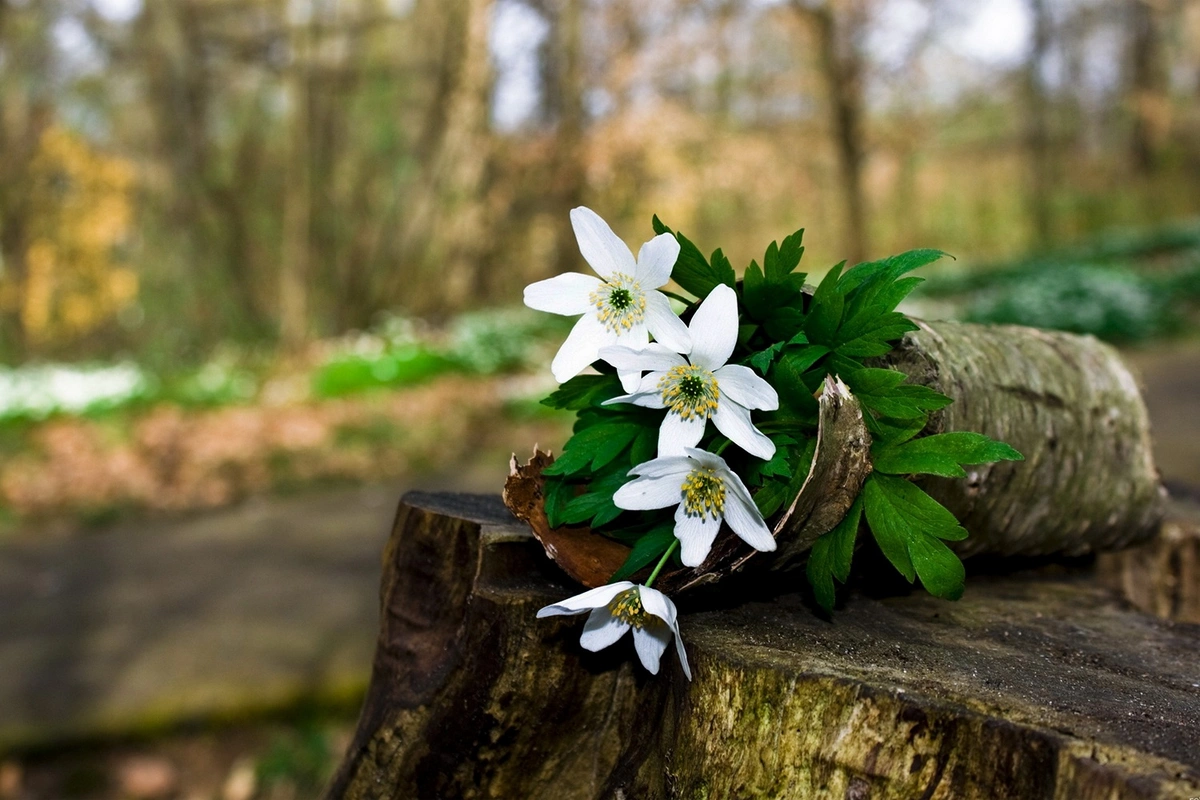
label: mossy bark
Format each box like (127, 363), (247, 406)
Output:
(882, 321), (1165, 557)
(325, 493), (1200, 800)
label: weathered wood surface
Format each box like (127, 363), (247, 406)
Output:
(884, 321), (1165, 557)
(326, 492), (1200, 800)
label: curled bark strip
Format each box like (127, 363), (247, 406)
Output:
(879, 321), (1165, 557)
(503, 450), (630, 588)
(762, 375), (872, 569)
(502, 377), (872, 594)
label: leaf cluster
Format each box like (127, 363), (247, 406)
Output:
(538, 221), (1023, 607)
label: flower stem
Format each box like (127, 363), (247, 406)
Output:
(644, 539), (680, 588)
(660, 290), (695, 307)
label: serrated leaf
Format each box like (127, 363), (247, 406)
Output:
(838, 249), (947, 294)
(743, 260), (768, 318)
(541, 374), (623, 410)
(804, 262), (846, 345)
(771, 229), (805, 282)
(907, 534), (966, 600)
(862, 476), (916, 581)
(865, 474), (967, 541)
(771, 346), (829, 413)
(806, 497), (862, 612)
(543, 476), (575, 529)
(610, 522), (677, 582)
(543, 420), (644, 476)
(651, 216), (735, 297)
(897, 432), (1025, 466)
(560, 470), (629, 527)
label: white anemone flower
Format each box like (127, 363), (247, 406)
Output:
(537, 581), (691, 679)
(613, 448), (775, 568)
(523, 207), (692, 389)
(600, 283), (779, 460)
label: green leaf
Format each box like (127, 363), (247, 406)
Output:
(770, 229), (805, 282)
(838, 249), (948, 294)
(610, 522), (677, 581)
(845, 368), (953, 420)
(861, 476), (916, 581)
(806, 497), (862, 612)
(907, 534), (966, 600)
(804, 262), (846, 345)
(543, 420), (644, 476)
(861, 474), (969, 598)
(747, 331), (810, 374)
(742, 260), (768, 318)
(560, 470), (629, 527)
(901, 432), (1024, 465)
(543, 476), (575, 529)
(652, 216), (735, 297)
(771, 346), (829, 414)
(542, 374), (623, 410)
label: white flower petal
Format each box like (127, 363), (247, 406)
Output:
(721, 472), (776, 553)
(638, 585), (677, 626)
(674, 628), (692, 680)
(613, 473), (685, 511)
(523, 273), (604, 315)
(681, 447), (728, 471)
(634, 233), (681, 288)
(617, 368), (642, 393)
(631, 625), (671, 675)
(644, 291), (692, 354)
(550, 315), (614, 384)
(687, 284), (739, 370)
(614, 320), (649, 348)
(673, 506), (723, 567)
(537, 581), (634, 617)
(603, 389), (666, 410)
(599, 343), (687, 374)
(658, 412), (707, 457)
(580, 608), (631, 651)
(627, 456), (694, 479)
(571, 206), (635, 279)
(711, 400), (776, 460)
(638, 588), (691, 680)
(714, 364), (779, 411)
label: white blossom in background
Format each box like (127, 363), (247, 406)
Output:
(536, 581), (691, 679)
(600, 284), (778, 460)
(613, 448), (775, 568)
(0, 362), (150, 421)
(523, 207), (691, 389)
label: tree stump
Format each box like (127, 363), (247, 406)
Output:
(325, 492), (1200, 800)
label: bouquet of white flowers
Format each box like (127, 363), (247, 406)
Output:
(508, 207), (1023, 678)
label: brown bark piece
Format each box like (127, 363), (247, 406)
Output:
(326, 493), (1200, 800)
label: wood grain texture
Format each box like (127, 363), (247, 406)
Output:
(326, 493), (1200, 800)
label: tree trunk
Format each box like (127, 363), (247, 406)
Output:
(324, 492), (1200, 800)
(1025, 0), (1054, 247)
(798, 0), (870, 265)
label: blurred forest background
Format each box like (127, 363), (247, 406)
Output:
(2, 2), (1200, 798)
(3, 0), (1199, 364)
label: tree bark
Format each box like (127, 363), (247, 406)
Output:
(882, 320), (1165, 558)
(325, 492), (1200, 800)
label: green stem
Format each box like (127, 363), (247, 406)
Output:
(644, 539), (679, 588)
(660, 290), (695, 307)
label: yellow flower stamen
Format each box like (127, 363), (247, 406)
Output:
(658, 365), (719, 421)
(607, 588), (657, 629)
(589, 272), (647, 334)
(681, 467), (726, 521)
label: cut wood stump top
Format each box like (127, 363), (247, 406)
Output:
(329, 492), (1200, 800)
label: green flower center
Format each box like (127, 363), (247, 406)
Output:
(589, 273), (646, 334)
(658, 365), (719, 421)
(608, 588), (655, 629)
(681, 467), (726, 521)
(609, 287), (632, 310)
